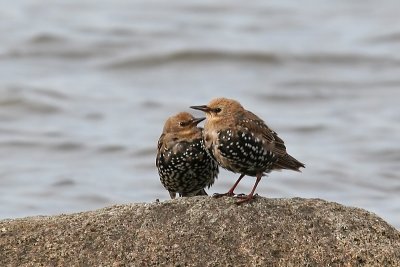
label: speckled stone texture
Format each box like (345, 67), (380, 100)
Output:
(1, 197), (399, 266)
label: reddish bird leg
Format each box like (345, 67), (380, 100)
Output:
(235, 174), (262, 204)
(213, 174), (245, 198)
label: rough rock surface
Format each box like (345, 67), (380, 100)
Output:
(0, 197), (399, 266)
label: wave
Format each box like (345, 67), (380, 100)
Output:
(0, 139), (136, 155)
(28, 33), (68, 45)
(2, 33), (97, 60)
(103, 49), (400, 69)
(103, 49), (281, 69)
(0, 140), (84, 151)
(0, 87), (68, 114)
(96, 145), (127, 154)
(367, 32), (400, 44)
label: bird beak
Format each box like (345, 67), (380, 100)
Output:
(191, 117), (206, 125)
(190, 105), (211, 113)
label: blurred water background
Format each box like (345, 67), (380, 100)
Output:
(0, 0), (399, 228)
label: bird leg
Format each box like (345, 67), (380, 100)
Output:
(213, 174), (245, 198)
(235, 174), (262, 204)
(169, 192), (177, 199)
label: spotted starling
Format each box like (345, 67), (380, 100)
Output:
(191, 98), (305, 204)
(156, 112), (219, 199)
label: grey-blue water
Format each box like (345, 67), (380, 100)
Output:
(0, 0), (399, 229)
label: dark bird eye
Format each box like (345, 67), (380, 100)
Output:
(214, 108), (222, 113)
(179, 121), (187, 127)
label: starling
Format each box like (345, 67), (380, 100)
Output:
(191, 98), (305, 204)
(156, 112), (219, 199)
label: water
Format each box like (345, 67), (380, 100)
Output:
(0, 0), (399, 229)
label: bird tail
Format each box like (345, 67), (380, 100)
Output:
(274, 153), (305, 172)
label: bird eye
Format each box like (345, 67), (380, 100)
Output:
(214, 108), (222, 113)
(179, 121), (187, 127)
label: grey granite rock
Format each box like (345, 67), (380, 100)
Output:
(1, 197), (399, 266)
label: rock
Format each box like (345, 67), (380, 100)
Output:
(0, 197), (399, 266)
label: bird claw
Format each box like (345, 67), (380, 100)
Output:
(213, 193), (260, 205)
(234, 193), (259, 205)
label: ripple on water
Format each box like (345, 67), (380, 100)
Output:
(130, 147), (156, 158)
(357, 148), (400, 163)
(289, 124), (328, 134)
(51, 142), (84, 152)
(96, 145), (127, 154)
(103, 49), (281, 70)
(0, 87), (66, 115)
(51, 178), (76, 187)
(28, 33), (68, 45)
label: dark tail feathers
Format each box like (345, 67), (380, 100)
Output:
(274, 153), (305, 172)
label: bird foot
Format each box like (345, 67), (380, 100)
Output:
(212, 192), (235, 198)
(234, 193), (259, 205)
(233, 193), (247, 198)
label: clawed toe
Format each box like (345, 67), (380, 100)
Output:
(234, 193), (259, 205)
(213, 192), (259, 204)
(233, 193), (246, 198)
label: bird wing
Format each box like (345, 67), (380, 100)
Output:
(157, 133), (165, 151)
(237, 111), (287, 156)
(236, 110), (305, 172)
(156, 133), (165, 167)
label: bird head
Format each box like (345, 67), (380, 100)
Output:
(162, 112), (205, 134)
(190, 98), (244, 121)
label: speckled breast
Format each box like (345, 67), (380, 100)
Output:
(213, 129), (278, 176)
(157, 138), (218, 193)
